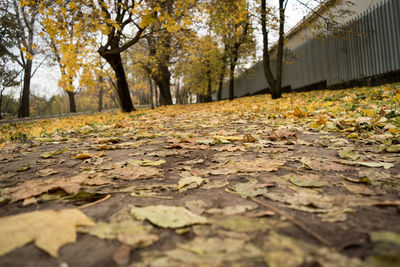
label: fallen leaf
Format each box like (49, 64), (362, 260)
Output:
(386, 145), (400, 153)
(243, 134), (257, 143)
(131, 205), (208, 228)
(135, 159), (166, 166)
(229, 181), (270, 198)
(343, 182), (375, 195)
(139, 237), (263, 265)
(289, 174), (326, 188)
(78, 220), (153, 240)
(207, 204), (257, 215)
(214, 135), (243, 142)
(268, 129), (296, 141)
(176, 175), (208, 193)
(201, 179), (229, 189)
(72, 151), (104, 159)
(209, 167), (236, 175)
(35, 168), (59, 177)
(338, 147), (361, 161)
(369, 231), (400, 245)
(0, 209), (94, 257)
(5, 174), (109, 202)
(196, 139), (215, 145)
(337, 160), (394, 169)
(263, 231), (362, 267)
(16, 165), (31, 172)
(118, 233), (158, 248)
(40, 148), (68, 159)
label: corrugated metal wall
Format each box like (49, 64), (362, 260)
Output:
(224, 0), (400, 99)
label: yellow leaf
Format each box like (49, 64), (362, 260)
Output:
(0, 209), (94, 258)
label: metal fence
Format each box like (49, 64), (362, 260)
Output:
(220, 0), (400, 99)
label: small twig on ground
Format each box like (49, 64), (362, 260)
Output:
(78, 194), (111, 210)
(249, 196), (331, 247)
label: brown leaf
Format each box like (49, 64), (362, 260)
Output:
(243, 134), (257, 143)
(268, 129), (297, 141)
(72, 152), (105, 159)
(5, 174), (109, 202)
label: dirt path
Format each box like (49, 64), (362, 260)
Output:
(0, 88), (400, 266)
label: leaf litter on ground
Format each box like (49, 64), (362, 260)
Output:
(0, 83), (399, 265)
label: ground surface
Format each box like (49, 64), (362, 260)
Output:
(0, 84), (400, 267)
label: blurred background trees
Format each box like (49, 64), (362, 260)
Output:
(0, 0), (286, 118)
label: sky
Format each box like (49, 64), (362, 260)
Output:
(28, 0), (319, 99)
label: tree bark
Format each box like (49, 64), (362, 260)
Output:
(155, 64), (173, 106)
(228, 59), (236, 101)
(66, 90), (77, 113)
(100, 52), (134, 112)
(228, 21), (248, 101)
(98, 75), (104, 112)
(18, 59), (32, 118)
(217, 45), (227, 101)
(155, 84), (159, 107)
(261, 0), (284, 99)
(274, 0), (285, 99)
(0, 91), (3, 120)
(206, 68), (212, 102)
(147, 74), (154, 109)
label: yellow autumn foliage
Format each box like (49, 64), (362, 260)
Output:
(0, 83), (399, 143)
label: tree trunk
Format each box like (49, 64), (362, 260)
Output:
(18, 59), (32, 118)
(98, 75), (104, 112)
(0, 91), (3, 120)
(217, 48), (227, 101)
(147, 74), (154, 109)
(156, 65), (173, 106)
(66, 90), (77, 113)
(206, 69), (212, 102)
(154, 84), (159, 107)
(261, 0), (284, 99)
(228, 60), (235, 101)
(100, 52), (135, 112)
(273, 0), (285, 99)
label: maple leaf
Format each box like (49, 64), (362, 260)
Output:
(0, 209), (94, 257)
